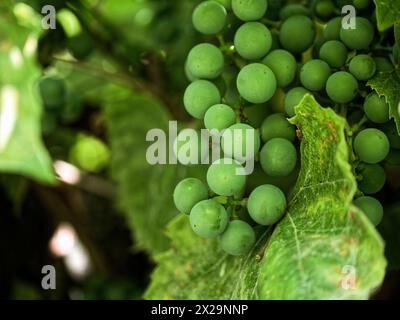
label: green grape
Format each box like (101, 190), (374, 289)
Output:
(234, 22), (272, 60)
(260, 113), (296, 142)
(315, 0), (335, 19)
(190, 199), (229, 238)
(192, 1), (227, 35)
(67, 33), (93, 60)
(354, 128), (390, 164)
(207, 158), (246, 196)
(349, 54), (376, 81)
(260, 138), (297, 176)
(373, 57), (394, 72)
(363, 92), (389, 124)
(326, 71), (358, 103)
(69, 134), (110, 173)
(219, 220), (255, 255)
(173, 178), (209, 214)
(323, 17), (341, 41)
(243, 104), (272, 128)
(221, 123), (261, 161)
(185, 60), (197, 82)
(236, 63), (277, 103)
(300, 59), (331, 91)
(380, 121), (400, 149)
(339, 17), (374, 50)
(215, 0), (232, 9)
(204, 104), (236, 131)
(284, 87), (310, 117)
(262, 49), (297, 88)
(385, 149), (400, 165)
(186, 43), (224, 79)
(279, 15), (316, 54)
(174, 129), (209, 165)
(319, 40), (348, 68)
(279, 4), (311, 20)
(353, 0), (370, 10)
(247, 184), (287, 225)
(183, 80), (221, 119)
(353, 196), (383, 226)
(357, 163), (386, 194)
(231, 0), (268, 21)
(38, 75), (66, 110)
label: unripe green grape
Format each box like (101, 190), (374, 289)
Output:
(260, 138), (297, 176)
(231, 0), (267, 21)
(363, 92), (389, 124)
(373, 57), (394, 72)
(243, 104), (272, 128)
(67, 33), (93, 60)
(323, 17), (341, 41)
(300, 59), (331, 91)
(340, 17), (374, 50)
(183, 80), (221, 119)
(319, 40), (348, 68)
(279, 15), (316, 54)
(204, 104), (236, 131)
(262, 49), (297, 88)
(173, 129), (209, 165)
(234, 22), (272, 60)
(220, 220), (255, 255)
(207, 158), (246, 196)
(215, 0), (232, 9)
(354, 128), (390, 164)
(357, 163), (386, 194)
(38, 75), (66, 110)
(236, 63), (277, 103)
(353, 0), (370, 10)
(221, 123), (261, 162)
(353, 196), (383, 226)
(247, 184), (287, 225)
(190, 200), (229, 238)
(261, 113), (296, 142)
(185, 60), (197, 82)
(349, 54), (376, 81)
(173, 178), (209, 214)
(380, 121), (400, 149)
(69, 134), (110, 173)
(284, 87), (310, 117)
(192, 1), (227, 35)
(279, 4), (311, 20)
(385, 149), (400, 165)
(326, 71), (358, 103)
(186, 43), (224, 79)
(315, 0), (335, 19)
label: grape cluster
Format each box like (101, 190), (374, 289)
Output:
(173, 0), (398, 255)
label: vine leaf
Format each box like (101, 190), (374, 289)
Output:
(367, 70), (400, 134)
(373, 0), (400, 31)
(259, 95), (386, 299)
(104, 88), (206, 256)
(145, 95), (386, 300)
(0, 7), (56, 184)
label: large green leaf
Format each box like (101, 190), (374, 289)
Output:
(0, 4), (55, 184)
(373, 0), (400, 31)
(145, 95), (386, 300)
(258, 95), (386, 299)
(368, 70), (400, 134)
(105, 88), (206, 256)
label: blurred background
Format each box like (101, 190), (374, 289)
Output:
(0, 0), (399, 299)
